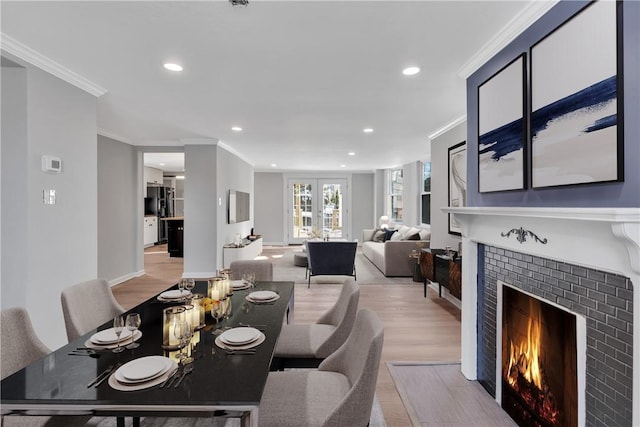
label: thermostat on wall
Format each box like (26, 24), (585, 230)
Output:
(42, 155), (62, 173)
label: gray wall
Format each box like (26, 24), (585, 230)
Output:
(97, 135), (142, 282)
(217, 146), (254, 265)
(184, 144), (218, 277)
(254, 172), (284, 245)
(401, 161), (422, 226)
(254, 171), (374, 245)
(1, 56), (98, 349)
(351, 173), (375, 243)
(466, 0), (640, 208)
(430, 121), (466, 250)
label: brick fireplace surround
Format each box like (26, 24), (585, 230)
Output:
(447, 207), (639, 426)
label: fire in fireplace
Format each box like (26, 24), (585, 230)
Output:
(502, 285), (577, 427)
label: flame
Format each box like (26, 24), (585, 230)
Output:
(506, 299), (543, 389)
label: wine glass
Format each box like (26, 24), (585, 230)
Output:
(180, 322), (194, 364)
(112, 316), (125, 353)
(174, 320), (192, 361)
(125, 313), (141, 349)
(210, 300), (224, 335)
(178, 278), (187, 298)
(184, 278), (196, 301)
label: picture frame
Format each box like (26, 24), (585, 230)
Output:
(530, 0), (623, 188)
(477, 54), (526, 193)
(448, 141), (466, 236)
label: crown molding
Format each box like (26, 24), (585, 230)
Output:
(1, 33), (107, 97)
(457, 0), (559, 79)
(428, 115), (467, 141)
(98, 128), (132, 145)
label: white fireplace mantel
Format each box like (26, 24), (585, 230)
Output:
(444, 207), (640, 425)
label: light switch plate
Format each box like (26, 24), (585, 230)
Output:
(43, 189), (56, 205)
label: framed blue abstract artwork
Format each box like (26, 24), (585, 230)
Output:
(448, 141), (466, 236)
(530, 0), (623, 188)
(477, 54), (526, 193)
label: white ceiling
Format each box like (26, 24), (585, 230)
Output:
(1, 1), (546, 172)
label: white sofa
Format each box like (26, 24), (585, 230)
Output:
(361, 225), (430, 277)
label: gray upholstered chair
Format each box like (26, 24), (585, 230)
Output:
(229, 259), (273, 281)
(61, 278), (125, 342)
(259, 308), (384, 427)
(1, 307), (90, 427)
(271, 278), (359, 369)
(306, 240), (357, 287)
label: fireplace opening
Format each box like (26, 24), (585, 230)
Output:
(501, 285), (577, 427)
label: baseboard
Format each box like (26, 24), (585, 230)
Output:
(109, 270), (145, 286)
(427, 282), (462, 309)
(182, 271), (217, 279)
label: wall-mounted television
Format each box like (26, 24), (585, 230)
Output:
(228, 190), (250, 223)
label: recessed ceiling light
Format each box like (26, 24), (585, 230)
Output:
(363, 128), (374, 133)
(348, 152), (356, 156)
(271, 163), (277, 167)
(176, 175), (185, 180)
(340, 164), (346, 168)
(402, 66), (420, 76)
(231, 126), (243, 132)
(159, 163), (165, 166)
(163, 63), (183, 72)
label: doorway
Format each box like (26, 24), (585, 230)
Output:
(287, 178), (348, 244)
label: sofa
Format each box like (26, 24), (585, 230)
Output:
(361, 225), (431, 277)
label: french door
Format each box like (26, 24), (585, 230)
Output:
(287, 178), (348, 244)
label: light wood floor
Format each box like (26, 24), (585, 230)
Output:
(112, 245), (462, 427)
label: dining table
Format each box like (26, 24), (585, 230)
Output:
(0, 280), (295, 427)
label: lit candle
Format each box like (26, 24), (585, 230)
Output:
(162, 306), (185, 350)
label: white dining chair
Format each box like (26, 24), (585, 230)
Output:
(259, 308), (384, 427)
(61, 278), (126, 342)
(1, 307), (91, 427)
(271, 278), (359, 369)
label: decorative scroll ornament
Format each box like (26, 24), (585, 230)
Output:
(501, 227), (548, 245)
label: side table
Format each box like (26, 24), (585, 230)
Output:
(420, 248), (462, 300)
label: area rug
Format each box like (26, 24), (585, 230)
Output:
(85, 393), (386, 426)
(386, 362), (515, 427)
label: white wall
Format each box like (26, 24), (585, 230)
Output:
(1, 56), (98, 349)
(430, 120), (466, 250)
(351, 173), (375, 242)
(401, 161), (422, 226)
(97, 136), (142, 283)
(254, 172), (284, 245)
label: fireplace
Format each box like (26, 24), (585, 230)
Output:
(445, 207), (639, 426)
(501, 284), (577, 427)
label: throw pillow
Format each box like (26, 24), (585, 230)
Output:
(390, 230), (403, 241)
(383, 229), (397, 241)
(419, 229), (431, 240)
(406, 232), (421, 240)
(397, 225), (411, 238)
(373, 229), (386, 242)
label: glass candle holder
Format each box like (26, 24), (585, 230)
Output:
(191, 294), (206, 330)
(162, 306), (185, 350)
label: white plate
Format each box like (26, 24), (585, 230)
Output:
(219, 327), (261, 345)
(90, 328), (134, 344)
(247, 290), (278, 301)
(246, 294), (280, 304)
(84, 330), (142, 349)
(109, 362), (178, 391)
(115, 356), (172, 384)
(215, 332), (265, 351)
(159, 289), (191, 300)
(231, 280), (251, 290)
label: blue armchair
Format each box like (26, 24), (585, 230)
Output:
(306, 241), (357, 287)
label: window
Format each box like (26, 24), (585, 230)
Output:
(421, 162), (431, 224)
(390, 168), (403, 223)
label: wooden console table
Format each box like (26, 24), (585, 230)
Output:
(420, 248), (462, 300)
(223, 236), (263, 268)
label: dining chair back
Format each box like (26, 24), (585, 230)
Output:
(1, 307), (91, 427)
(306, 240), (357, 287)
(61, 278), (125, 342)
(272, 278), (359, 368)
(318, 308), (385, 426)
(229, 259), (273, 282)
(259, 308), (384, 427)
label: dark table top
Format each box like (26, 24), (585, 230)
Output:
(1, 280), (294, 418)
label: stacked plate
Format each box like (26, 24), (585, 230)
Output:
(108, 356), (177, 391)
(245, 290), (279, 304)
(215, 327), (265, 350)
(157, 289), (191, 302)
(231, 280), (251, 291)
(85, 328), (141, 350)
